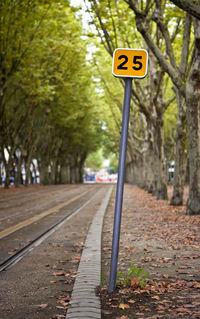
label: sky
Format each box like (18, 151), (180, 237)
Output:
(70, 0), (82, 6)
(70, 0), (90, 30)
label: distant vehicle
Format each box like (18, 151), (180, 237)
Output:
(84, 174), (96, 182)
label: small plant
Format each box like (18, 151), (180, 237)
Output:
(116, 262), (152, 288)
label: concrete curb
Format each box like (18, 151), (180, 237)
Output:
(66, 185), (113, 319)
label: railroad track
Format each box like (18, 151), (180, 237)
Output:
(0, 185), (100, 272)
(0, 185), (94, 224)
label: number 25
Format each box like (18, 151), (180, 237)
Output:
(117, 55), (143, 70)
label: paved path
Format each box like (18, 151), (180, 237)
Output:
(66, 185), (113, 319)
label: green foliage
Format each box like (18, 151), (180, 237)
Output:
(0, 0), (105, 185)
(116, 262), (152, 288)
(107, 153), (118, 173)
(85, 149), (104, 170)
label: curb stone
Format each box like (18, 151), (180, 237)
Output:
(65, 185), (113, 319)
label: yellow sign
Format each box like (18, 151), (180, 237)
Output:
(112, 48), (148, 78)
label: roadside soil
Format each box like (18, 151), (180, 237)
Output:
(99, 184), (200, 319)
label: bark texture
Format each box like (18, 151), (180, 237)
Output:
(170, 92), (187, 205)
(186, 18), (200, 214)
(169, 0), (200, 20)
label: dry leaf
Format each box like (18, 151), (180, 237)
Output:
(36, 303), (48, 308)
(119, 303), (130, 310)
(111, 304), (118, 308)
(128, 299), (136, 304)
(152, 296), (160, 300)
(72, 255), (81, 260)
(52, 271), (67, 276)
(57, 295), (70, 304)
(130, 277), (141, 288)
(193, 282), (200, 288)
(119, 288), (130, 295)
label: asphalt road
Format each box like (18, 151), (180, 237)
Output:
(0, 183), (111, 319)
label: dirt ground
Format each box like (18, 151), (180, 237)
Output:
(99, 184), (200, 319)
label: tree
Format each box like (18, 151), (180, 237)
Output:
(85, 149), (104, 170)
(123, 0), (200, 214)
(169, 0), (200, 20)
(0, 0), (104, 187)
(86, 0), (185, 199)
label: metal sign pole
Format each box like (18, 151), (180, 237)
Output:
(108, 77), (132, 293)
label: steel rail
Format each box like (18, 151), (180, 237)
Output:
(0, 184), (93, 203)
(0, 187), (101, 272)
(0, 185), (94, 223)
(0, 186), (97, 240)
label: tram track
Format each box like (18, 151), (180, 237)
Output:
(0, 186), (58, 202)
(0, 185), (94, 223)
(0, 185), (97, 239)
(0, 186), (101, 272)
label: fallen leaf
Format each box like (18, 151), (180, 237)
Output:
(130, 277), (141, 288)
(36, 303), (48, 308)
(193, 282), (200, 288)
(57, 295), (70, 304)
(111, 304), (118, 308)
(152, 296), (160, 300)
(128, 299), (136, 304)
(72, 255), (81, 260)
(119, 288), (130, 295)
(127, 248), (136, 253)
(119, 303), (130, 310)
(52, 271), (67, 277)
(176, 269), (188, 274)
(176, 307), (189, 312)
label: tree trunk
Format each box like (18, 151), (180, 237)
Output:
(60, 163), (70, 184)
(50, 160), (56, 185)
(14, 156), (23, 188)
(0, 163), (2, 186)
(169, 0), (200, 20)
(1, 148), (11, 189)
(24, 151), (34, 186)
(152, 117), (168, 200)
(54, 161), (60, 184)
(144, 125), (156, 194)
(70, 166), (76, 184)
(186, 18), (200, 214)
(170, 92), (187, 205)
(77, 153), (87, 183)
(40, 160), (50, 185)
(5, 162), (10, 189)
(125, 147), (143, 187)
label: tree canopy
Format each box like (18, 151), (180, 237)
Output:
(0, 0), (104, 186)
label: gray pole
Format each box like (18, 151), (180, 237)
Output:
(108, 77), (132, 293)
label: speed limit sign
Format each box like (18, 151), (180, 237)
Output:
(109, 47), (148, 293)
(112, 48), (148, 78)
